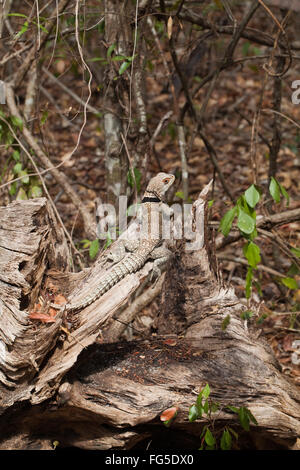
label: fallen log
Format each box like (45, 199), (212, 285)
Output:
(0, 186), (299, 450)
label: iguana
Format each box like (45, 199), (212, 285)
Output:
(65, 172), (175, 311)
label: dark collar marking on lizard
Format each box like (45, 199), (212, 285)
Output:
(142, 196), (161, 203)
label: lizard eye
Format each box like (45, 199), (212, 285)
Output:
(163, 178), (171, 184)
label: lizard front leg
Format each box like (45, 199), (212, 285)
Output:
(106, 239), (140, 265)
(149, 245), (172, 281)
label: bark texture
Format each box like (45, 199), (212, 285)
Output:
(0, 189), (299, 450)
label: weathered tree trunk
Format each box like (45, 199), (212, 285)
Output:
(0, 187), (299, 450)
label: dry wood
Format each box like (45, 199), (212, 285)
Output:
(0, 184), (299, 450)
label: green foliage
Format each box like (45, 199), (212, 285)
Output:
(89, 239), (100, 259)
(219, 181), (293, 300)
(220, 428), (232, 450)
(242, 41), (262, 57)
(89, 44), (136, 76)
(221, 314), (231, 331)
(245, 266), (253, 299)
(0, 111), (43, 201)
(269, 177), (289, 206)
(291, 247), (300, 258)
(243, 241), (261, 268)
(187, 384), (257, 450)
(244, 184), (260, 208)
(280, 277), (298, 290)
(175, 191), (192, 203)
(219, 206), (237, 237)
(127, 168), (142, 192)
(240, 310), (254, 321)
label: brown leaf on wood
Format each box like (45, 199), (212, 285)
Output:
(29, 312), (57, 323)
(160, 406), (179, 422)
(53, 294), (67, 305)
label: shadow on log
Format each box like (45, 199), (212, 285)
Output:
(0, 186), (299, 450)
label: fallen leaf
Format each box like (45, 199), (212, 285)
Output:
(163, 339), (177, 346)
(29, 312), (57, 323)
(160, 406), (179, 422)
(54, 294), (67, 305)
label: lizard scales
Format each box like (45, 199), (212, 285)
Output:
(66, 172), (175, 311)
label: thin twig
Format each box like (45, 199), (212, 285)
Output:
(0, 114), (77, 256)
(262, 108), (300, 130)
(5, 84), (96, 239)
(42, 66), (100, 115)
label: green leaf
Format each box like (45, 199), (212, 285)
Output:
(104, 231), (113, 249)
(253, 46), (262, 56)
(11, 115), (23, 131)
(107, 43), (116, 58)
(291, 247), (300, 258)
(89, 239), (99, 259)
(196, 392), (203, 408)
(12, 150), (20, 161)
(41, 110), (48, 126)
(8, 13), (28, 18)
(269, 177), (280, 203)
(204, 428), (216, 447)
(242, 41), (251, 56)
(175, 191), (185, 200)
(244, 184), (260, 208)
(237, 208), (255, 235)
(80, 239), (91, 249)
(188, 404), (199, 422)
(219, 206), (237, 237)
(281, 277), (298, 290)
(208, 199), (214, 208)
(111, 55), (127, 61)
(238, 407), (250, 431)
(201, 383), (211, 400)
(32, 20), (48, 33)
(226, 405), (239, 414)
(243, 241), (261, 268)
(240, 310), (253, 320)
(15, 21), (29, 38)
(278, 181), (290, 207)
(220, 429), (232, 450)
(127, 168), (141, 192)
(19, 170), (29, 184)
(227, 427), (239, 440)
(9, 181), (17, 196)
(210, 402), (219, 413)
(256, 313), (268, 325)
(245, 266), (253, 299)
(253, 280), (263, 297)
(221, 314), (230, 331)
(16, 187), (28, 200)
(246, 408), (258, 426)
(5, 131), (14, 147)
(119, 61), (131, 75)
(13, 162), (22, 174)
(30, 185), (42, 198)
(203, 399), (209, 414)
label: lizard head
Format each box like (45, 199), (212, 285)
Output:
(145, 172), (175, 200)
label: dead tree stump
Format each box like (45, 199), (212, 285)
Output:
(0, 188), (299, 450)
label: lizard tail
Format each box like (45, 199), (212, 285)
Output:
(66, 252), (146, 311)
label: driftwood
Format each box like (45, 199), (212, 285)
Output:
(0, 187), (299, 450)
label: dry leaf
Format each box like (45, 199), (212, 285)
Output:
(160, 406), (179, 422)
(167, 16), (173, 39)
(29, 312), (57, 323)
(54, 294), (67, 305)
(163, 339), (177, 346)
